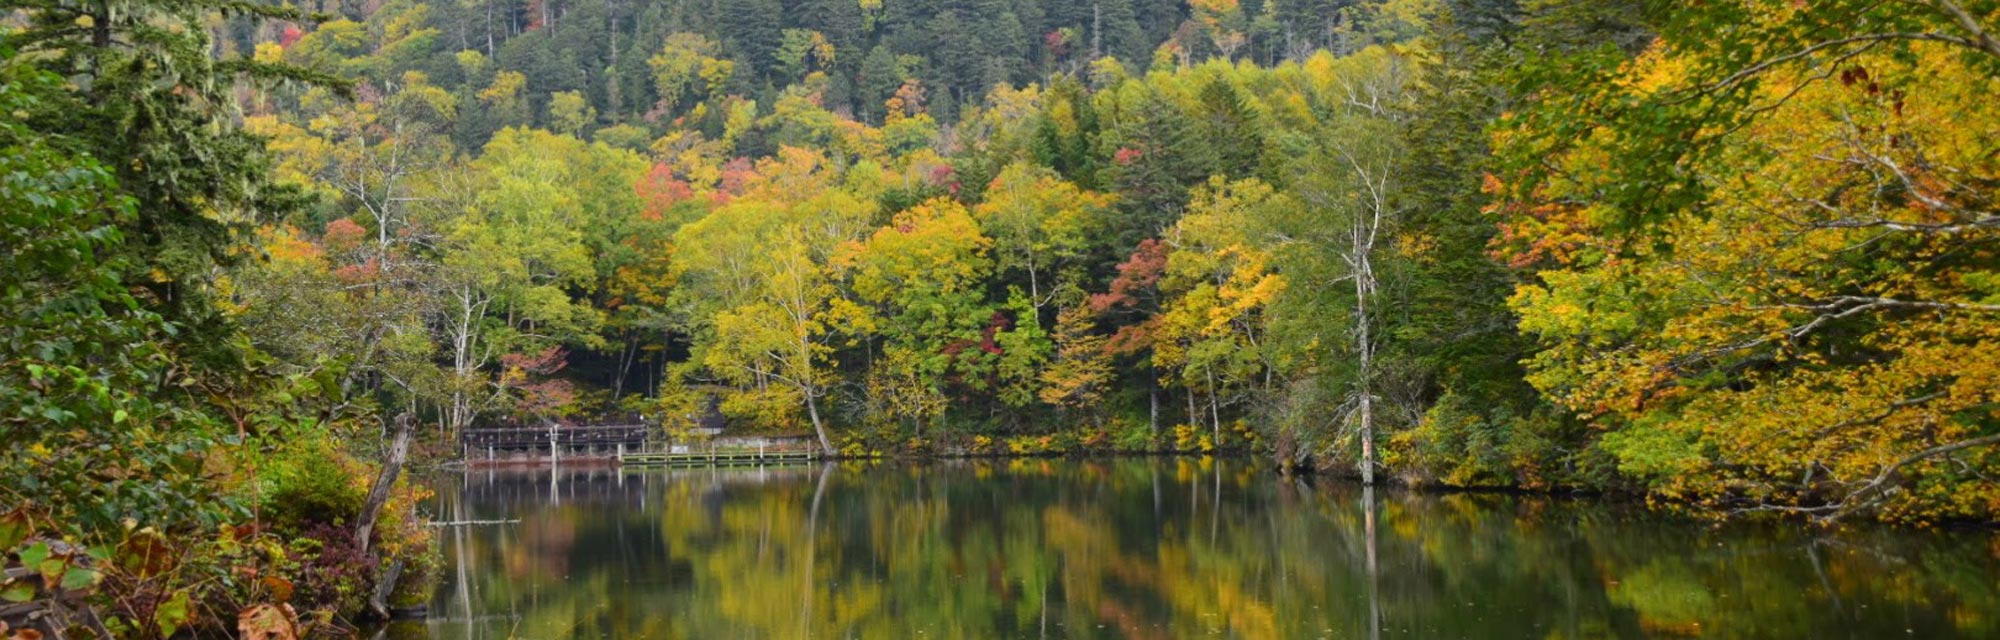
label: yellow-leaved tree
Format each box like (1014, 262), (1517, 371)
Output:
(1494, 1), (2000, 522)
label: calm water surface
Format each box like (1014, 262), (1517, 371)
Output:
(403, 459), (2000, 639)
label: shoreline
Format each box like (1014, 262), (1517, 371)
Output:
(429, 450), (2000, 530)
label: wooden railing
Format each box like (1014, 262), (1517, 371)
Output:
(460, 424), (650, 451)
(459, 422), (821, 467)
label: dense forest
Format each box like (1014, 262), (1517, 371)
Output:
(3, 0), (1998, 634)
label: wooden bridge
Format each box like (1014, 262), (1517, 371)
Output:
(462, 423), (651, 450)
(460, 422), (819, 468)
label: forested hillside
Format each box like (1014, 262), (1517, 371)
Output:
(233, 0), (1386, 138)
(3, 0), (1999, 632)
(231, 0), (1548, 471)
(224, 0), (2000, 524)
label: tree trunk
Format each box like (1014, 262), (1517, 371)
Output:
(806, 393), (833, 456)
(606, 6), (620, 115)
(1092, 3), (1102, 58)
(613, 334), (637, 399)
(1355, 263), (1376, 486)
(1148, 386), (1159, 435)
(1353, 205), (1378, 485)
(1027, 256), (1041, 306)
(367, 559), (404, 620)
(484, 0), (495, 55)
(356, 413), (414, 553)
(1206, 369), (1222, 445)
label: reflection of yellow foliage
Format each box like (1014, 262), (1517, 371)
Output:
(1607, 562), (1714, 636)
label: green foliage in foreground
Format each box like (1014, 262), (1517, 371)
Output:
(0, 0), (436, 630)
(0, 60), (239, 534)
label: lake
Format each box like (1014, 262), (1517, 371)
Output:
(399, 458), (2000, 639)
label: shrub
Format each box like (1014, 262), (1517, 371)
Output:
(1228, 420), (1258, 449)
(1112, 419), (1156, 452)
(1004, 435), (1044, 456)
(837, 433), (877, 458)
(1171, 424), (1201, 452)
(290, 523), (378, 619)
(387, 535), (442, 609)
(1077, 429), (1111, 451)
(260, 437), (367, 532)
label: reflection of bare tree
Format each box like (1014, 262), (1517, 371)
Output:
(1211, 458), (1222, 544)
(801, 463), (831, 638)
(1363, 485), (1380, 640)
(1151, 462), (1162, 520)
(451, 476), (473, 621)
(1806, 539), (1844, 616)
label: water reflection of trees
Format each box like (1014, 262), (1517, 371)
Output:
(415, 460), (2000, 639)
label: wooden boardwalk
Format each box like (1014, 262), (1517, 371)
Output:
(462, 423), (649, 450)
(460, 420), (820, 468)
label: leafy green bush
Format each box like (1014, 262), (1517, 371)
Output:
(1392, 389), (1603, 491)
(0, 59), (244, 535)
(261, 437), (367, 531)
(1112, 419), (1158, 452)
